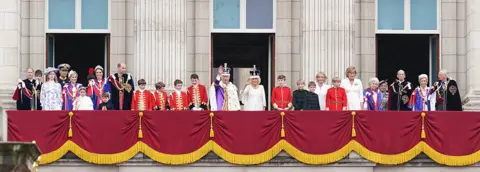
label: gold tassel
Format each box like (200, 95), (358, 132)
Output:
(421, 112), (426, 139)
(68, 112), (73, 138)
(281, 112), (285, 138)
(138, 112), (143, 139)
(210, 113), (215, 138)
(351, 111), (356, 138)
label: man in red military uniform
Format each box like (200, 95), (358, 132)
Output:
(325, 77), (348, 111)
(170, 79), (189, 111)
(187, 74), (208, 110)
(131, 79), (154, 111)
(271, 75), (293, 110)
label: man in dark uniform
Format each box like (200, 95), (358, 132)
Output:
(12, 68), (39, 110)
(292, 79), (308, 110)
(57, 63), (70, 87)
(389, 70), (413, 111)
(108, 63), (135, 110)
(434, 69), (462, 111)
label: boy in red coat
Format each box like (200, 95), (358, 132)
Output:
(153, 82), (169, 110)
(131, 79), (154, 111)
(187, 74), (208, 110)
(271, 75), (293, 110)
(170, 79), (189, 111)
(326, 77), (348, 111)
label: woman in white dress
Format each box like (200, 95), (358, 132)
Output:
(40, 67), (63, 110)
(340, 66), (363, 110)
(73, 87), (94, 110)
(314, 72), (330, 110)
(241, 67), (266, 111)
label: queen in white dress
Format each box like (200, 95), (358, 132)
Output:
(40, 67), (63, 110)
(340, 66), (364, 110)
(241, 66), (266, 111)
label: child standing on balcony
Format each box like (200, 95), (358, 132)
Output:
(97, 92), (114, 110)
(73, 87), (94, 110)
(326, 77), (348, 111)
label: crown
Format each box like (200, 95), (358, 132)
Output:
(249, 65), (260, 78)
(221, 63), (231, 76)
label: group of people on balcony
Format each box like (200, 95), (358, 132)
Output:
(12, 62), (463, 111)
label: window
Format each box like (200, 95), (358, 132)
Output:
(377, 0), (439, 33)
(47, 0), (110, 33)
(212, 0), (275, 32)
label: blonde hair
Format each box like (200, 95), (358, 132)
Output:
(316, 72), (328, 80)
(345, 66), (357, 77)
(369, 77), (379, 86)
(332, 77), (341, 82)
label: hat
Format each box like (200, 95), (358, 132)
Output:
(221, 63), (231, 76)
(94, 65), (104, 72)
(88, 68), (94, 75)
(44, 67), (59, 75)
(249, 65), (260, 79)
(58, 63), (71, 71)
(379, 79), (388, 85)
(79, 86), (87, 91)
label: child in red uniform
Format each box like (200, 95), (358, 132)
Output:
(187, 74), (208, 110)
(153, 82), (169, 110)
(170, 79), (189, 111)
(271, 75), (293, 110)
(131, 79), (154, 111)
(326, 77), (348, 111)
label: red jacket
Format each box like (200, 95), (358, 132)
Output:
(153, 90), (169, 110)
(169, 91), (189, 111)
(187, 84), (208, 109)
(131, 90), (154, 111)
(271, 86), (293, 109)
(325, 87), (348, 111)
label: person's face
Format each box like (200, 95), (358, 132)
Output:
(420, 78), (427, 87)
(175, 84), (182, 90)
(221, 75), (230, 84)
(70, 75), (78, 83)
(397, 71), (405, 81)
(278, 79), (285, 86)
(158, 87), (165, 92)
(118, 64), (127, 74)
(251, 78), (259, 85)
(35, 75), (43, 82)
(297, 81), (304, 90)
(309, 85), (316, 92)
(102, 97), (109, 103)
(379, 83), (387, 92)
(316, 75), (325, 84)
(79, 90), (87, 96)
(348, 72), (356, 79)
(438, 73), (446, 81)
(139, 84), (146, 90)
(191, 78), (198, 85)
(60, 70), (68, 77)
(96, 70), (103, 79)
(370, 82), (378, 90)
(27, 69), (34, 79)
(48, 72), (56, 81)
(333, 80), (341, 87)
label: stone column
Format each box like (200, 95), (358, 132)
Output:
(0, 0), (21, 89)
(134, 0), (187, 89)
(194, 0), (210, 86)
(110, 0), (128, 75)
(301, 0), (356, 83)
(464, 0), (480, 110)
(28, 0), (45, 71)
(359, 0), (375, 84)
(276, 0), (293, 86)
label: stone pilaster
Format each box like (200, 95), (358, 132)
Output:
(133, 0), (187, 89)
(463, 0), (480, 110)
(0, 0), (21, 89)
(359, 0), (375, 85)
(441, 0), (458, 84)
(276, 0), (293, 86)
(457, 0), (467, 99)
(291, 0), (301, 86)
(194, 0), (210, 86)
(301, 0), (356, 84)
(111, 0), (128, 75)
(28, 0), (44, 71)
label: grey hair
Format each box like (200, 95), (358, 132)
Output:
(369, 77), (379, 86)
(439, 69), (448, 76)
(397, 70), (405, 75)
(418, 74), (428, 82)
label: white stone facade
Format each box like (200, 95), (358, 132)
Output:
(0, 0), (479, 110)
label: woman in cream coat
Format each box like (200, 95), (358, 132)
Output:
(340, 66), (363, 110)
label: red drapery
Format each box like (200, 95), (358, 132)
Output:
(7, 110), (480, 166)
